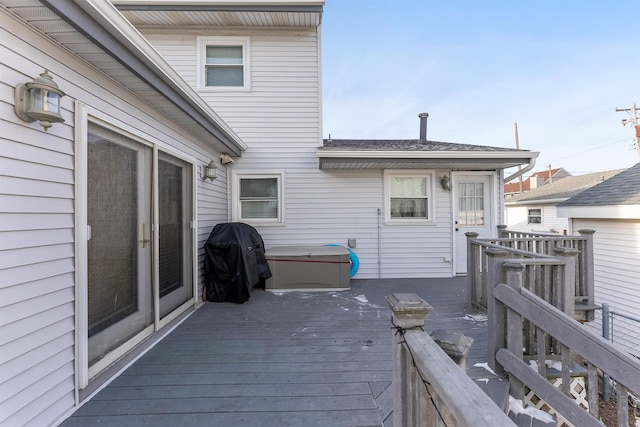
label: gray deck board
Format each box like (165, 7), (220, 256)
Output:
(61, 277), (499, 427)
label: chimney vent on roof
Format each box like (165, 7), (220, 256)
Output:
(419, 112), (429, 143)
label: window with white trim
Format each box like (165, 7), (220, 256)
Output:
(198, 36), (250, 89)
(528, 208), (542, 224)
(233, 172), (283, 224)
(384, 171), (434, 224)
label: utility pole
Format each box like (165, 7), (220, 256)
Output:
(514, 123), (523, 193)
(615, 103), (640, 162)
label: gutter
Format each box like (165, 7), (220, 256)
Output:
(41, 0), (246, 155)
(504, 197), (569, 206)
(317, 150), (537, 160)
(504, 156), (537, 183)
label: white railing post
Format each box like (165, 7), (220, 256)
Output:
(386, 293), (433, 427)
(497, 224), (508, 238)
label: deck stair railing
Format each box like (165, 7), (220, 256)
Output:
(487, 258), (640, 427)
(467, 226), (596, 322)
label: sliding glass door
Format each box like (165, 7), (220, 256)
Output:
(87, 124), (153, 365)
(158, 151), (193, 318)
(85, 123), (195, 372)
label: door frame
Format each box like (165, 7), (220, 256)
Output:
(75, 104), (198, 390)
(451, 171), (498, 275)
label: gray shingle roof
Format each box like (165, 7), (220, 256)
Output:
(558, 163), (640, 207)
(505, 169), (625, 204)
(320, 139), (526, 152)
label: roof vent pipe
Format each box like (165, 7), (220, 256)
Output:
(419, 112), (429, 143)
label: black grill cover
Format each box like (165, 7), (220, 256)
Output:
(204, 222), (271, 303)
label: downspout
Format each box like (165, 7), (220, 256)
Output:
(504, 156), (537, 183)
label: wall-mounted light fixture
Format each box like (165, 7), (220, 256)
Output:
(441, 175), (452, 191)
(202, 161), (218, 181)
(15, 70), (65, 131)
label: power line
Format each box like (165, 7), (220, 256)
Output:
(615, 103), (640, 162)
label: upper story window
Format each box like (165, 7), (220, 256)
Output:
(198, 37), (250, 90)
(232, 171), (283, 224)
(528, 208), (542, 224)
(384, 171), (434, 224)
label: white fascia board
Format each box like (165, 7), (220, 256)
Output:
(505, 198), (569, 206)
(557, 205), (640, 219)
(80, 0), (247, 152)
(114, 0), (324, 5)
(316, 150), (537, 160)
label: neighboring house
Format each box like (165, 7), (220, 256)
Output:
(0, 1), (537, 426)
(504, 167), (570, 196)
(504, 169), (624, 234)
(557, 163), (640, 357)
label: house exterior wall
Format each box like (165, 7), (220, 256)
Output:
(143, 27), (467, 278)
(575, 218), (640, 357)
(0, 11), (228, 426)
(505, 204), (569, 234)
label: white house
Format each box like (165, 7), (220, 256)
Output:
(1, 1), (247, 425)
(504, 169), (624, 234)
(122, 3), (537, 279)
(0, 1), (537, 425)
(557, 163), (640, 357)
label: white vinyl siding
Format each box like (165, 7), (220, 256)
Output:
(584, 219), (640, 357)
(576, 218), (640, 357)
(505, 204), (569, 234)
(1, 12), (230, 426)
(141, 27), (460, 279)
(1, 20), (76, 424)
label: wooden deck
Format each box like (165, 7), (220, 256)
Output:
(61, 278), (500, 427)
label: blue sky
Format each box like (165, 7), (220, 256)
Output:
(320, 0), (639, 177)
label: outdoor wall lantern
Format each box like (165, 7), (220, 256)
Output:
(15, 70), (65, 131)
(441, 175), (452, 191)
(202, 161), (218, 181)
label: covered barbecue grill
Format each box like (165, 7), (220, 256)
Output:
(203, 222), (271, 303)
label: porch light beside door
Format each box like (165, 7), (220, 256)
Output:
(14, 70), (65, 131)
(202, 161), (218, 181)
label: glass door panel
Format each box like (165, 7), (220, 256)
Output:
(158, 151), (193, 318)
(87, 124), (153, 366)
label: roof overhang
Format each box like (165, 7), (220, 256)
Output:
(317, 150), (538, 171)
(557, 205), (640, 220)
(505, 197), (569, 206)
(113, 0), (324, 27)
(10, 0), (246, 156)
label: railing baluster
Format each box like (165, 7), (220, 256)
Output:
(616, 380), (629, 427)
(587, 362), (599, 419)
(506, 306), (525, 400)
(561, 344), (571, 396)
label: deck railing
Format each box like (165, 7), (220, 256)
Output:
(467, 226), (596, 321)
(386, 293), (516, 426)
(489, 260), (640, 427)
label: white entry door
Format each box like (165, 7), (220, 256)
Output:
(453, 173), (494, 275)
